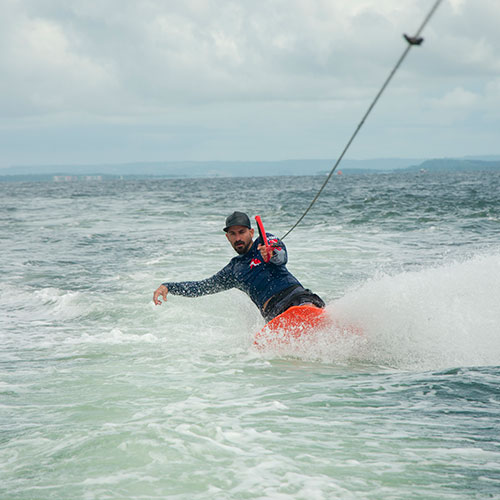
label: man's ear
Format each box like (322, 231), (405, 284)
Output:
(250, 228), (255, 238)
(225, 232), (230, 242)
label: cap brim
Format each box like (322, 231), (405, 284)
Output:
(223, 224), (251, 232)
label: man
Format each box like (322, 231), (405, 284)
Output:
(153, 211), (325, 322)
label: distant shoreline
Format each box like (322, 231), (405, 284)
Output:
(1, 157), (500, 182)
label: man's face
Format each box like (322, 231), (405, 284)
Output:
(226, 226), (255, 255)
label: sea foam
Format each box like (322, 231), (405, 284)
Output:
(330, 252), (500, 370)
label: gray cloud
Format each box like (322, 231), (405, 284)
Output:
(1, 0), (499, 166)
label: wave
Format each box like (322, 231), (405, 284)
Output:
(260, 252), (500, 371)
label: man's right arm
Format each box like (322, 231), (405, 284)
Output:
(153, 266), (235, 305)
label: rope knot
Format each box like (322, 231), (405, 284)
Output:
(404, 34), (424, 46)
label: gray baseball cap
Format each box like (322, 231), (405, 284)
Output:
(223, 211), (251, 232)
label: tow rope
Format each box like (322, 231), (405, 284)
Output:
(280, 0), (443, 240)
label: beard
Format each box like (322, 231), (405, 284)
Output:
(233, 239), (251, 254)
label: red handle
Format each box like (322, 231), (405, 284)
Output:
(255, 215), (271, 263)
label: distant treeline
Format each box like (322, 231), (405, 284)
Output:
(407, 159), (500, 172)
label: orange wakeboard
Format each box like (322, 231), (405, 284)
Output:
(254, 304), (330, 348)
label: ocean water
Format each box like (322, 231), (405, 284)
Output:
(1, 171), (500, 499)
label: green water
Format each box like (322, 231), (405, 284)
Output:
(1, 172), (500, 499)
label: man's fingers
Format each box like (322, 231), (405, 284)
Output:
(153, 286), (168, 306)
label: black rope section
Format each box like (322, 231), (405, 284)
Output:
(281, 0), (443, 240)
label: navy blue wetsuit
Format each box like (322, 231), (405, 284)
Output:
(163, 233), (325, 321)
(162, 233), (324, 320)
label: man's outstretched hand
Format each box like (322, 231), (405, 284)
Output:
(153, 285), (168, 305)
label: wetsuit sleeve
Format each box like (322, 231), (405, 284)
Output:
(162, 265), (236, 297)
(267, 235), (288, 266)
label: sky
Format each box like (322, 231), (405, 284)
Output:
(1, 0), (500, 169)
